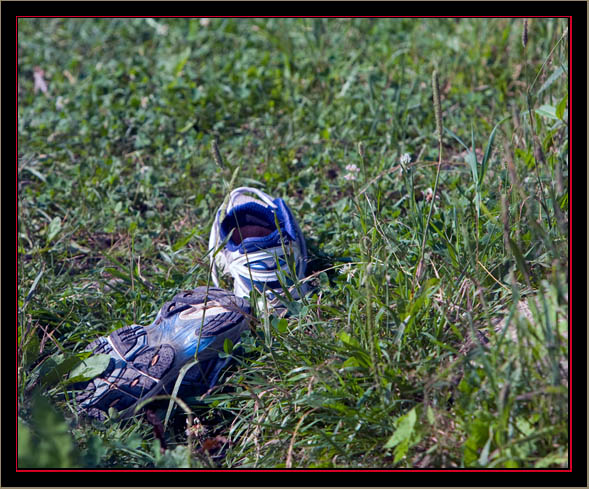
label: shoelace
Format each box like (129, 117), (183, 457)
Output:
(226, 186), (277, 210)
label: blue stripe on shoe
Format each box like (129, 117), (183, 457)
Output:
(181, 335), (216, 360)
(248, 257), (288, 271)
(190, 336), (215, 356)
(239, 275), (293, 292)
(197, 336), (216, 354)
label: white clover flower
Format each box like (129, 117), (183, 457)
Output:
(400, 153), (411, 165)
(425, 187), (435, 202)
(339, 263), (357, 282)
(343, 173), (357, 181)
(345, 164), (360, 173)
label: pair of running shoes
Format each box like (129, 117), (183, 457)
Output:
(75, 187), (308, 420)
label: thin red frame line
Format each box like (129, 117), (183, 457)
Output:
(15, 15), (573, 473)
(16, 468), (571, 472)
(567, 14), (571, 473)
(16, 15), (20, 475)
(15, 16), (572, 19)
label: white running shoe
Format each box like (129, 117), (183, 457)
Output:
(208, 187), (308, 309)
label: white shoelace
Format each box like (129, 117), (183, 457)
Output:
(226, 186), (277, 210)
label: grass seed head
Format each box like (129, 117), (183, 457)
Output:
(211, 140), (225, 169)
(501, 193), (510, 250)
(357, 142), (365, 158)
(522, 19), (528, 49)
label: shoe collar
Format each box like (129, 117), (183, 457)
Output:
(220, 198), (297, 253)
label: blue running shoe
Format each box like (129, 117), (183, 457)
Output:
(208, 187), (309, 310)
(75, 287), (251, 420)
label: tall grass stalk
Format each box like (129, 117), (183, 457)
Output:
(413, 70), (444, 291)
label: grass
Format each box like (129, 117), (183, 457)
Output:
(17, 17), (569, 469)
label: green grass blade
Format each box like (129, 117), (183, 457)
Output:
(479, 116), (511, 187)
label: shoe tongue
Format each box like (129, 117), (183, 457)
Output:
(220, 200), (296, 252)
(221, 202), (276, 238)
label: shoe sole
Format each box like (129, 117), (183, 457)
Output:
(75, 287), (250, 420)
